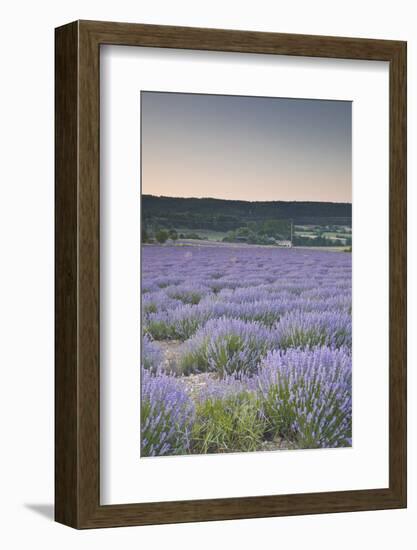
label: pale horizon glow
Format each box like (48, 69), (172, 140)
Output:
(141, 92), (352, 203)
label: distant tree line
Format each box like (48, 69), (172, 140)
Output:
(142, 195), (352, 232)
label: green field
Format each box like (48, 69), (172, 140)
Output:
(294, 225), (351, 246)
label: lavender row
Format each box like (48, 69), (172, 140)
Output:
(142, 246), (351, 345)
(141, 245), (352, 455)
(141, 346), (352, 456)
(144, 295), (351, 342)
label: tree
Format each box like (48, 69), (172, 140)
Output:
(260, 219), (291, 239)
(155, 229), (169, 244)
(169, 229), (178, 241)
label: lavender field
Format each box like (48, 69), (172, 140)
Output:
(141, 245), (352, 457)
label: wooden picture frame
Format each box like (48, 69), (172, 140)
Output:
(55, 20), (407, 528)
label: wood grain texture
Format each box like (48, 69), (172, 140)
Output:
(55, 21), (79, 527)
(388, 41), (407, 504)
(55, 20), (407, 529)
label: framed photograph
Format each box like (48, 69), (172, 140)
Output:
(55, 20), (407, 528)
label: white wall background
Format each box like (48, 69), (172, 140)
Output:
(0, 0), (414, 547)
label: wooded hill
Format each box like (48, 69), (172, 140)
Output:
(142, 194), (352, 231)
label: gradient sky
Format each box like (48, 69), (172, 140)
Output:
(141, 92), (352, 203)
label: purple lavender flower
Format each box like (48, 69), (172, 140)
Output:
(254, 346), (352, 448)
(141, 368), (195, 456)
(141, 334), (163, 372)
(196, 372), (251, 403)
(273, 310), (352, 350)
(180, 317), (275, 376)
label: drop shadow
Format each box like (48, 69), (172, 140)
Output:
(24, 503), (54, 521)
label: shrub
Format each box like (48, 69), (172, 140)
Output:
(256, 347), (352, 448)
(141, 334), (163, 372)
(141, 369), (195, 456)
(180, 317), (274, 376)
(144, 305), (207, 341)
(274, 310), (352, 350)
(142, 291), (182, 315)
(155, 230), (169, 244)
(166, 283), (209, 305)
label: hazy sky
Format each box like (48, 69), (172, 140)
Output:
(141, 92), (352, 203)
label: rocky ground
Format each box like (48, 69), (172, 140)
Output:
(158, 341), (292, 452)
(157, 340), (184, 373)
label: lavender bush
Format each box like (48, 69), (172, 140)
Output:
(141, 334), (163, 372)
(141, 368), (195, 456)
(180, 317), (274, 376)
(256, 347), (352, 448)
(273, 310), (352, 350)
